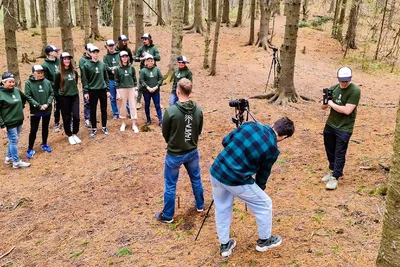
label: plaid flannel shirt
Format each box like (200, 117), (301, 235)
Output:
(210, 122), (280, 190)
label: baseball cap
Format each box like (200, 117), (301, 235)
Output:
(141, 33), (152, 39)
(44, 45), (60, 54)
(337, 67), (352, 82)
(106, 40), (115, 46)
(177, 56), (189, 64)
(32, 65), (44, 72)
(145, 54), (154, 60)
(119, 51), (129, 57)
(2, 72), (15, 81)
(89, 46), (100, 53)
(85, 43), (94, 51)
(118, 35), (129, 41)
(60, 52), (73, 59)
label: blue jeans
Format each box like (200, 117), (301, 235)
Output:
(169, 92), (178, 106)
(210, 175), (273, 244)
(143, 92), (162, 122)
(6, 125), (22, 162)
(162, 149), (204, 220)
(109, 80), (119, 115)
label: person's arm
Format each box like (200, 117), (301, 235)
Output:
(0, 102), (5, 129)
(19, 89), (27, 106)
(139, 69), (149, 89)
(132, 66), (137, 87)
(255, 156), (275, 190)
(222, 127), (238, 147)
(104, 65), (110, 92)
(156, 68), (163, 87)
(25, 82), (41, 108)
(74, 70), (79, 82)
(187, 70), (193, 82)
(54, 72), (60, 93)
(199, 109), (203, 136)
(114, 67), (120, 88)
(162, 109), (171, 143)
(327, 101), (356, 115)
(128, 48), (134, 64)
(134, 47), (142, 62)
(153, 46), (161, 62)
(81, 64), (89, 94)
(46, 81), (54, 106)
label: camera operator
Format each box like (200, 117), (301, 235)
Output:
(209, 117), (294, 257)
(321, 66), (361, 190)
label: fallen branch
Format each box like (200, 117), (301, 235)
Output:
(0, 246), (15, 260)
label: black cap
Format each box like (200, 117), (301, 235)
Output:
(32, 65), (44, 73)
(118, 35), (129, 41)
(44, 45), (60, 54)
(2, 72), (14, 81)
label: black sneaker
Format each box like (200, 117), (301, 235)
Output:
(256, 235), (282, 252)
(90, 129), (97, 139)
(102, 127), (109, 136)
(145, 120), (152, 126)
(220, 239), (236, 257)
(154, 212), (173, 223)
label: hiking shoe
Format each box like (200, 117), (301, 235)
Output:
(5, 157), (12, 165)
(321, 172), (333, 182)
(102, 127), (109, 136)
(13, 160), (31, 169)
(326, 177), (338, 190)
(90, 129), (97, 139)
(85, 119), (91, 128)
(256, 235), (282, 252)
(26, 149), (36, 159)
(132, 125), (139, 134)
(145, 120), (152, 126)
(68, 136), (77, 145)
(136, 103), (142, 110)
(120, 123), (126, 132)
(113, 114), (119, 120)
(41, 144), (52, 152)
(54, 123), (61, 133)
(73, 135), (81, 144)
(154, 212), (173, 223)
(221, 239), (236, 257)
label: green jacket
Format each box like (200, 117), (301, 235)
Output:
(171, 67), (193, 93)
(103, 51), (120, 80)
(79, 53), (91, 73)
(54, 70), (79, 96)
(81, 60), (110, 94)
(139, 66), (163, 94)
(115, 65), (137, 88)
(162, 100), (203, 156)
(25, 76), (54, 115)
(134, 44), (161, 69)
(42, 57), (60, 87)
(0, 86), (26, 129)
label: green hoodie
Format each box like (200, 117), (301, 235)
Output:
(54, 70), (79, 96)
(134, 44), (161, 69)
(0, 86), (26, 129)
(81, 60), (110, 94)
(25, 76), (54, 115)
(115, 65), (137, 88)
(139, 66), (163, 94)
(42, 57), (60, 86)
(171, 67), (193, 94)
(79, 53), (91, 73)
(103, 51), (120, 80)
(162, 100), (203, 156)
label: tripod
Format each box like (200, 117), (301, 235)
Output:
(195, 105), (258, 241)
(265, 47), (281, 91)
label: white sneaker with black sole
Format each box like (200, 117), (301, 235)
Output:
(220, 239), (236, 257)
(256, 235), (282, 252)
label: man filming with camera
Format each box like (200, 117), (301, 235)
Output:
(209, 116), (295, 257)
(321, 66), (361, 190)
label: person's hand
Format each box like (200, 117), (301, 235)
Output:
(40, 104), (48, 110)
(116, 89), (121, 100)
(106, 92), (111, 98)
(134, 88), (138, 98)
(84, 94), (89, 101)
(152, 86), (158, 92)
(327, 100), (334, 106)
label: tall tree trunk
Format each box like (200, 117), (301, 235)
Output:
(113, 0), (121, 42)
(328, 0), (335, 12)
(334, 0), (348, 42)
(54, 0), (60, 27)
(344, 0), (360, 49)
(75, 0), (82, 27)
(222, 0), (230, 24)
(59, 0), (74, 56)
(122, 0), (129, 37)
(156, 0), (164, 25)
(248, 0), (256, 45)
(302, 0), (309, 21)
(211, 0), (217, 21)
(387, 0), (396, 29)
(39, 0), (47, 57)
(83, 0), (90, 43)
(331, 0), (341, 37)
(89, 0), (102, 40)
(256, 0), (271, 49)
(135, 0), (144, 51)
(3, 0), (21, 87)
(375, 0), (389, 60)
(233, 0), (244, 27)
(376, 102), (400, 267)
(271, 0), (301, 105)
(99, 0), (113, 26)
(81, 0), (85, 29)
(183, 0), (189, 25)
(19, 0), (28, 30)
(210, 0), (224, 76)
(30, 0), (37, 28)
(204, 0), (212, 69)
(183, 0), (203, 34)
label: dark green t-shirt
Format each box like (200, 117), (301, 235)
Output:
(326, 83), (361, 133)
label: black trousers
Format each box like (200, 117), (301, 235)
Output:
(54, 95), (61, 124)
(89, 89), (107, 129)
(29, 114), (51, 149)
(59, 95), (80, 136)
(323, 124), (352, 179)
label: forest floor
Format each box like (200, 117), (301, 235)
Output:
(1, 11), (400, 267)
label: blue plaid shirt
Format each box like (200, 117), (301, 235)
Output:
(210, 122), (280, 190)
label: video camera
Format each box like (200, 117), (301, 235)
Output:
(229, 99), (251, 127)
(322, 88), (333, 105)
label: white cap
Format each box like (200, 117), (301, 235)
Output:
(337, 67), (352, 82)
(145, 54), (154, 60)
(89, 46), (100, 53)
(119, 51), (129, 57)
(106, 40), (115, 46)
(60, 52), (73, 59)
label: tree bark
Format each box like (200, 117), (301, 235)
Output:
(248, 0), (256, 45)
(122, 0), (129, 37)
(331, 0), (341, 37)
(89, 0), (102, 40)
(74, 0), (81, 27)
(39, 0), (47, 57)
(30, 0), (37, 28)
(54, 0), (60, 27)
(376, 101), (400, 267)
(19, 0), (28, 30)
(135, 0), (144, 51)
(211, 0), (217, 21)
(83, 0), (90, 43)
(99, 0), (113, 26)
(204, 0), (212, 69)
(256, 0), (271, 49)
(233, 0), (244, 27)
(183, 0), (189, 25)
(222, 0), (230, 25)
(59, 0), (74, 56)
(328, 0), (335, 12)
(272, 0), (301, 105)
(302, 0), (309, 21)
(113, 0), (121, 42)
(156, 0), (164, 25)
(183, 0), (203, 34)
(334, 0), (348, 42)
(344, 0), (360, 49)
(375, 0), (389, 60)
(387, 0), (396, 29)
(3, 0), (21, 87)
(210, 0), (224, 76)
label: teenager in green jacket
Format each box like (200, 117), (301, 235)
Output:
(103, 39), (120, 119)
(169, 56), (193, 105)
(0, 72), (30, 168)
(115, 51), (139, 133)
(54, 52), (81, 145)
(79, 43), (93, 128)
(25, 65), (55, 159)
(139, 54), (163, 126)
(42, 45), (61, 132)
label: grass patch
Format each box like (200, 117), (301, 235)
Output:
(70, 250), (84, 259)
(118, 247), (133, 257)
(369, 185), (388, 196)
(299, 16), (331, 28)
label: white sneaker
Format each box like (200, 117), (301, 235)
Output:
(13, 160), (31, 169)
(326, 177), (338, 190)
(120, 123), (126, 132)
(132, 125), (139, 133)
(321, 173), (332, 182)
(5, 157), (12, 165)
(68, 136), (77, 145)
(73, 135), (81, 144)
